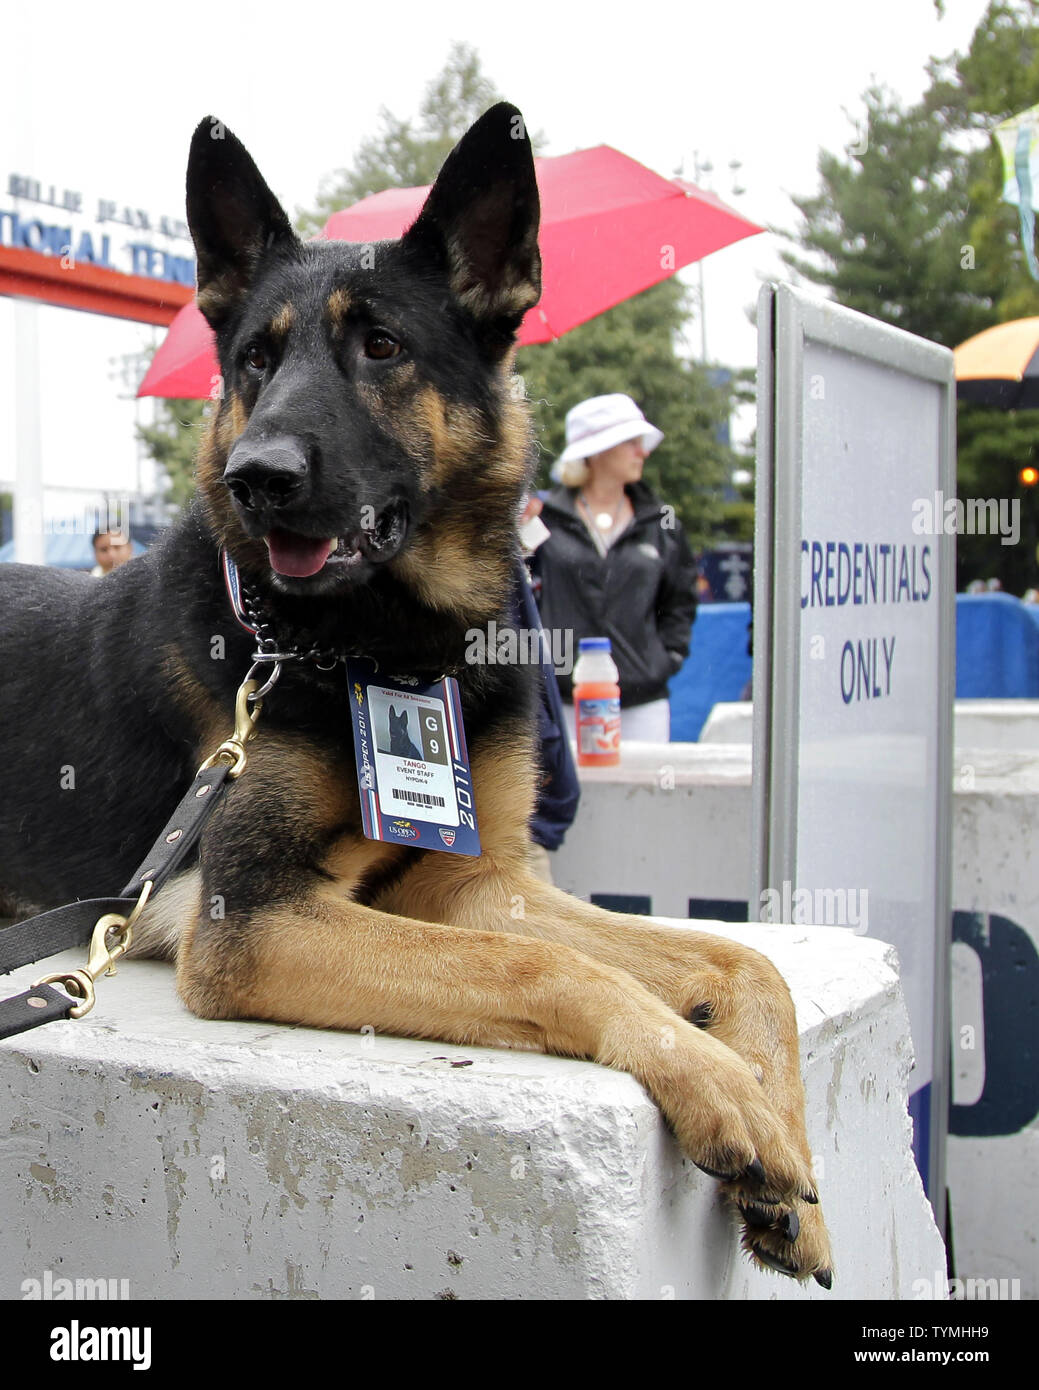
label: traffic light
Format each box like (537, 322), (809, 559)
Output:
(1020, 465), (1038, 487)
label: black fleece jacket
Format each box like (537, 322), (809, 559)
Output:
(531, 482), (698, 706)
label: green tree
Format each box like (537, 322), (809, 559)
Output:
(782, 0), (1039, 590)
(781, 82), (1004, 347)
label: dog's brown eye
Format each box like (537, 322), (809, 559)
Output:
(365, 331), (400, 360)
(245, 345), (267, 371)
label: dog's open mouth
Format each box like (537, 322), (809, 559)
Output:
(265, 502), (409, 579)
(265, 532), (356, 578)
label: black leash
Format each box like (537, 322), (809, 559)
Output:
(0, 677), (261, 1040)
(0, 763), (234, 1039)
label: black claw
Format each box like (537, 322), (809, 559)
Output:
(781, 1210), (800, 1243)
(745, 1158), (768, 1186)
(752, 1246), (800, 1278)
(801, 1188), (820, 1204)
(688, 1002), (713, 1028)
(814, 1268), (833, 1290)
(695, 1162), (742, 1182)
(738, 1202), (775, 1229)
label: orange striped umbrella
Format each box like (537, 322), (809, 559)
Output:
(954, 316), (1039, 409)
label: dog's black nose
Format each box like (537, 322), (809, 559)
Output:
(223, 439), (309, 513)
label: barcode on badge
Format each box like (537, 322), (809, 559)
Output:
(392, 788), (447, 808)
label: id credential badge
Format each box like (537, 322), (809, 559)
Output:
(346, 659), (481, 856)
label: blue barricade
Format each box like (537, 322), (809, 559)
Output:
(956, 594), (1039, 698)
(670, 594), (1039, 741)
(669, 602), (752, 741)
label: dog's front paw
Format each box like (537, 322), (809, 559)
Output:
(613, 1021), (817, 1207)
(726, 1183), (834, 1287)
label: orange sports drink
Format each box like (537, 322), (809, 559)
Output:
(572, 637), (621, 767)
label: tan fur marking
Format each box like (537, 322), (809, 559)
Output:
(498, 393), (533, 486)
(326, 287), (352, 328)
(446, 221), (539, 320)
(321, 834), (406, 889)
(196, 271), (239, 322)
(128, 867), (202, 961)
(392, 529), (510, 617)
(233, 732), (356, 836)
(387, 378), (528, 617)
(194, 399), (268, 573)
(229, 390), (248, 437)
(418, 388), (491, 490)
(270, 303), (294, 338)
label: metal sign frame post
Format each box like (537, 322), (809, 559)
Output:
(751, 282), (955, 1229)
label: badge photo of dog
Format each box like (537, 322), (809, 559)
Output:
(386, 706), (423, 761)
(0, 104), (831, 1287)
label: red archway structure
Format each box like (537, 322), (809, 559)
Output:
(0, 244), (192, 325)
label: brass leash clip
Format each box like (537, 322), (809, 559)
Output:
(33, 880), (154, 1019)
(198, 677), (263, 779)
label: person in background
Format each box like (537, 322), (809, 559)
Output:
(91, 529), (132, 577)
(532, 394), (698, 742)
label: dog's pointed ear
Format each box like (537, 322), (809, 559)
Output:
(186, 117), (299, 329)
(402, 103), (541, 347)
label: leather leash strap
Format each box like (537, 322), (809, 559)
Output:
(0, 762), (232, 1039)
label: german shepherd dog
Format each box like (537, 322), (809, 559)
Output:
(0, 105), (831, 1287)
(387, 706), (423, 760)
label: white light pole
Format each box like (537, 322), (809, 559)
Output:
(11, 30), (45, 565)
(687, 151), (745, 367)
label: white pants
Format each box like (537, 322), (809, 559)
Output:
(563, 697), (670, 744)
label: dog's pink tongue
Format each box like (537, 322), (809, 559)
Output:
(266, 530), (334, 578)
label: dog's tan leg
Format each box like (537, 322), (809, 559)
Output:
(177, 885), (818, 1221)
(383, 858), (832, 1283)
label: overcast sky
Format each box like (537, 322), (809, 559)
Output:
(0, 0), (994, 514)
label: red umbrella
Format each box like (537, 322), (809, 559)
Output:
(138, 145), (762, 398)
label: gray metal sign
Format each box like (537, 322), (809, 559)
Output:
(751, 283), (955, 1225)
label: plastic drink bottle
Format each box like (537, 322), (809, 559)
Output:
(572, 637), (621, 767)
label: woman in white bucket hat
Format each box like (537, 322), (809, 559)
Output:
(533, 394), (697, 743)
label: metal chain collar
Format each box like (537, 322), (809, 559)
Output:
(238, 577), (346, 699)
(231, 561), (460, 691)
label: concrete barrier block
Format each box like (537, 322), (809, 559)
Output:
(699, 699), (1039, 752)
(949, 748), (1039, 1296)
(1, 920), (943, 1301)
(554, 743), (753, 918)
